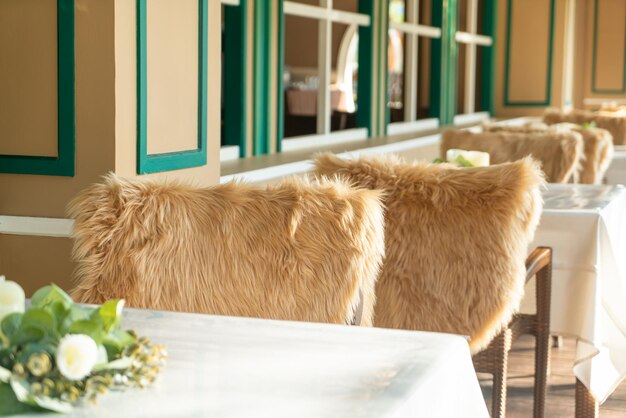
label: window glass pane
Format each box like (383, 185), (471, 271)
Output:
(388, 0), (405, 123)
(332, 21), (358, 132)
(456, 43), (467, 115)
(417, 36), (432, 119)
(333, 0), (358, 13)
(389, 0), (406, 23)
(388, 28), (405, 122)
(283, 15), (319, 138)
(476, 0), (486, 34)
(474, 45), (486, 112)
(419, 0), (433, 26)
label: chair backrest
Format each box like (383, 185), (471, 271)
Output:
(482, 123), (614, 184)
(441, 129), (583, 183)
(314, 154), (544, 353)
(543, 107), (626, 146)
(69, 174), (385, 326)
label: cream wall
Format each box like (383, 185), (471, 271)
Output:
(0, 0), (222, 295)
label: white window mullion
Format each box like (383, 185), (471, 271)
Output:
(404, 0), (419, 122)
(317, 0), (332, 135)
(464, 0), (478, 114)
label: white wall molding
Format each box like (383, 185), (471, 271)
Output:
(0, 216), (74, 238)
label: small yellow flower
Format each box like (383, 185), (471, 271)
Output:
(27, 352), (52, 377)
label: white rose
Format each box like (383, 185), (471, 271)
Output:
(56, 334), (98, 380)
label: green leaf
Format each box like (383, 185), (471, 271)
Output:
(31, 395), (73, 414)
(61, 305), (97, 335)
(93, 356), (132, 372)
(0, 313), (23, 340)
(68, 320), (105, 344)
(31, 284), (73, 309)
(8, 378), (72, 413)
(432, 158), (444, 164)
(11, 326), (45, 346)
(454, 155), (474, 168)
(21, 308), (57, 337)
(0, 382), (43, 416)
(103, 329), (135, 354)
(96, 299), (125, 332)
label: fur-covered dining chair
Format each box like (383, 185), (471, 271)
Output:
(482, 123), (614, 184)
(68, 174), (385, 326)
(543, 107), (626, 146)
(441, 129), (583, 183)
(314, 153), (553, 418)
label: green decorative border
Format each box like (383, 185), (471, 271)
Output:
(223, 0), (248, 157)
(252, 0), (272, 155)
(591, 0), (626, 94)
(430, 0), (457, 125)
(479, 0), (497, 114)
(503, 0), (555, 107)
(356, 0), (376, 136)
(276, 0), (285, 152)
(0, 0), (75, 176)
(136, 0), (208, 174)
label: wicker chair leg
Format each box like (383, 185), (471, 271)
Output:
(575, 379), (598, 418)
(533, 329), (550, 418)
(490, 331), (511, 418)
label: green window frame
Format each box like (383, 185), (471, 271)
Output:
(0, 0), (75, 177)
(136, 0), (208, 174)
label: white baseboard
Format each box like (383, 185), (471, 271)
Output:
(0, 216), (74, 238)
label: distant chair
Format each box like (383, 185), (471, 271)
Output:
(441, 129), (583, 183)
(69, 174), (385, 326)
(483, 123), (614, 185)
(315, 153), (552, 418)
(543, 107), (626, 146)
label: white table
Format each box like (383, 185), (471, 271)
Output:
(523, 184), (626, 403)
(15, 310), (488, 418)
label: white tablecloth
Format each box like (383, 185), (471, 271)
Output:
(524, 184), (626, 402)
(14, 311), (488, 418)
(605, 146), (626, 185)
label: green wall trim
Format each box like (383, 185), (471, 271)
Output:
(430, 0), (457, 125)
(0, 0), (75, 177)
(276, 0), (285, 152)
(380, 0), (389, 136)
(252, 0), (272, 156)
(223, 0), (248, 157)
(136, 0), (208, 174)
(591, 0), (626, 94)
(503, 0), (555, 107)
(479, 0), (497, 114)
(356, 0), (376, 137)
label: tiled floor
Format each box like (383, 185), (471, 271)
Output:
(479, 335), (626, 417)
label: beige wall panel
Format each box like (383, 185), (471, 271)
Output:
(593, 0), (626, 91)
(0, 0), (58, 157)
(0, 235), (74, 297)
(146, 0), (199, 154)
(551, 0), (566, 108)
(114, 0), (220, 184)
(0, 0), (116, 218)
(506, 0), (552, 103)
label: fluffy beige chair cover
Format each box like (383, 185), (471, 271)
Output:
(482, 123), (614, 184)
(543, 107), (626, 146)
(69, 174), (385, 326)
(314, 153), (544, 353)
(441, 129), (583, 183)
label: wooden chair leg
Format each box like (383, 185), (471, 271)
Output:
(551, 335), (563, 348)
(575, 379), (599, 418)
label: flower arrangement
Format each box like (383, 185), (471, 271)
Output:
(0, 278), (166, 415)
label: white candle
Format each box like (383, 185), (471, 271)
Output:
(0, 276), (25, 323)
(446, 149), (490, 167)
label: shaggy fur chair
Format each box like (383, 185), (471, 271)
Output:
(68, 174), (385, 326)
(314, 153), (544, 352)
(441, 129), (583, 183)
(543, 107), (626, 146)
(314, 154), (552, 418)
(482, 123), (614, 184)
